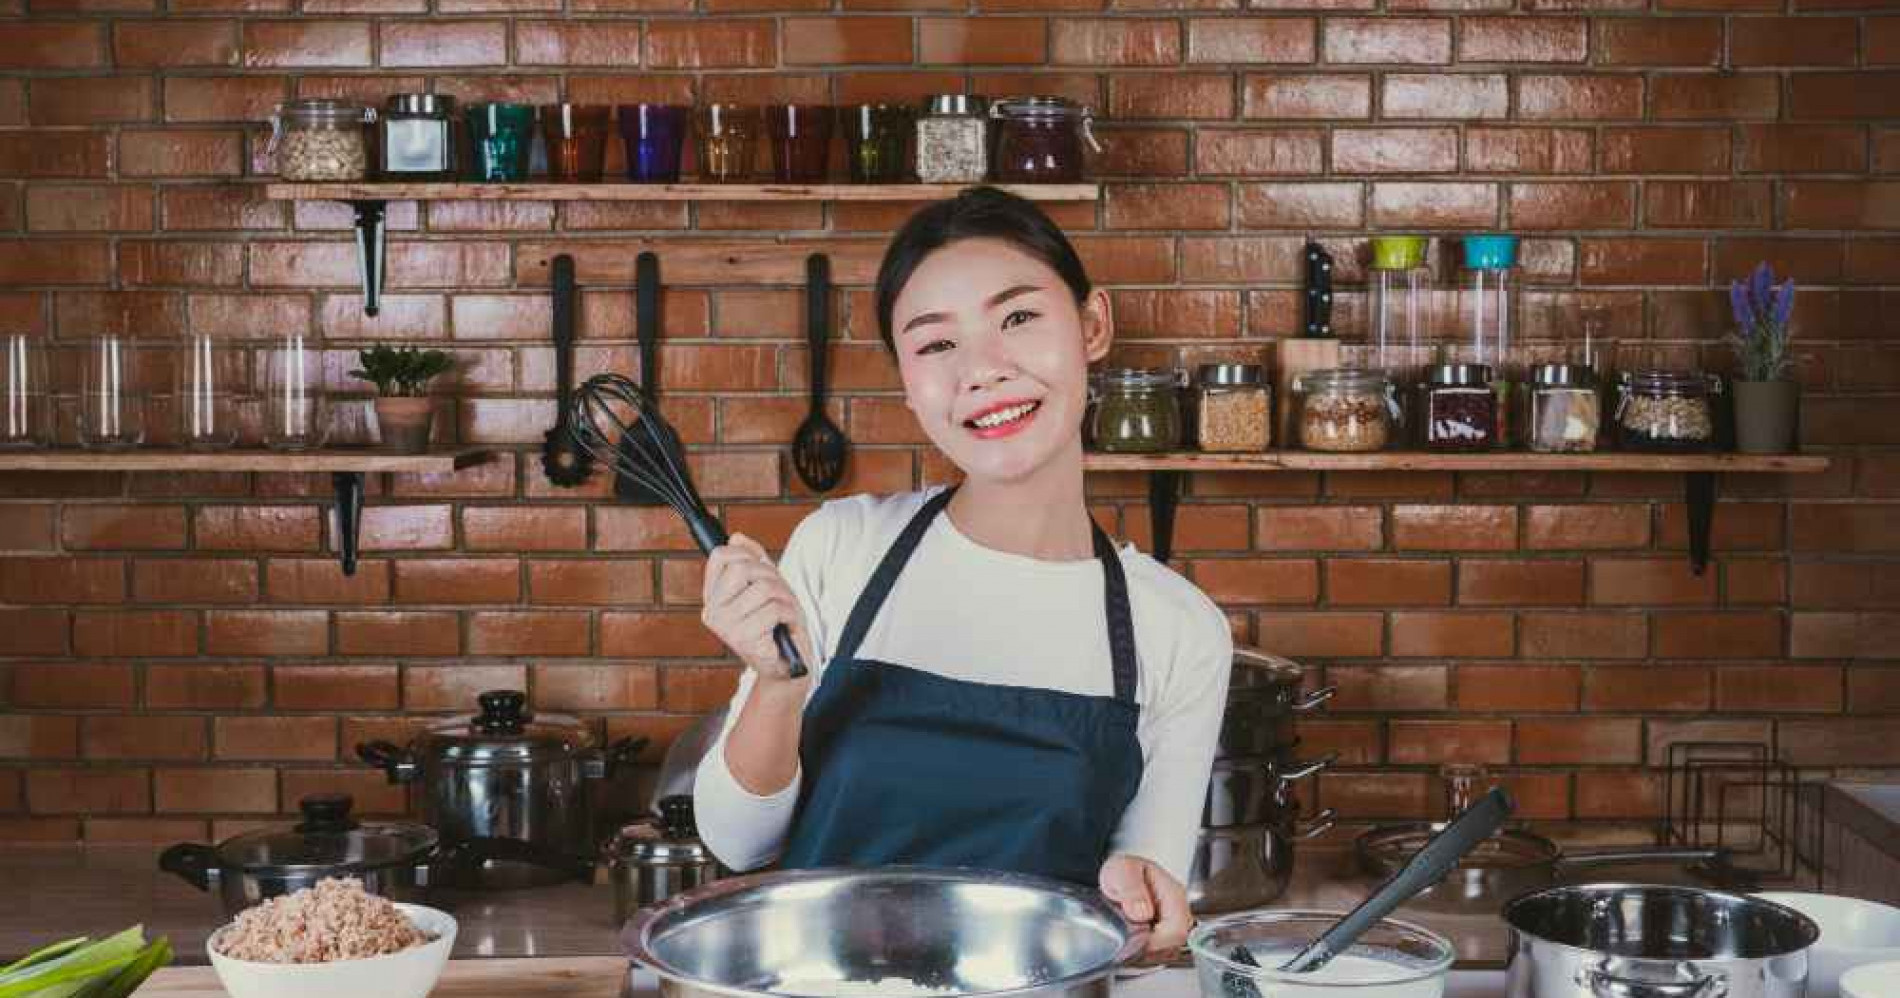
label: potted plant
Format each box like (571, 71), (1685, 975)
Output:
(1727, 262), (1799, 454)
(350, 344), (452, 453)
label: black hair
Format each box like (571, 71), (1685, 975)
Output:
(873, 186), (1093, 352)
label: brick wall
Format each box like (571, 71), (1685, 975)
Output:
(1, 0), (1897, 845)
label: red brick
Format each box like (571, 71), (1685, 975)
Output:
(1318, 772), (1430, 821)
(1520, 611), (1648, 658)
(1, 22), (109, 68)
(462, 506), (587, 551)
(1781, 719), (1900, 767)
(26, 186), (154, 233)
(1371, 182), (1499, 226)
(468, 610), (590, 656)
(918, 17), (1048, 64)
(1509, 182), (1636, 230)
(1848, 667), (1900, 712)
(10, 663), (131, 707)
(1715, 664), (1843, 712)
(155, 767), (275, 813)
(1733, 16), (1858, 65)
(1590, 558), (1718, 605)
(601, 611), (726, 657)
(1257, 611), (1384, 657)
(1593, 17), (1721, 65)
(0, 505), (55, 551)
(404, 664), (523, 710)
(145, 663), (265, 709)
(195, 506), (321, 551)
(527, 559), (657, 605)
(29, 76), (153, 125)
(1458, 559), (1587, 605)
(1458, 17), (1586, 62)
(659, 664), (740, 712)
(1516, 74), (1644, 119)
(378, 20), (507, 66)
(81, 716), (206, 760)
(1196, 129), (1325, 176)
(1323, 17), (1452, 63)
(1598, 126), (1728, 174)
(532, 664), (659, 711)
(1186, 17), (1314, 63)
(272, 664), (399, 710)
(1518, 717), (1641, 764)
(1190, 559), (1319, 604)
(1328, 664), (1449, 709)
(336, 611), (459, 656)
(1652, 73), (1780, 120)
(782, 17), (912, 64)
(265, 559), (390, 604)
(513, 20), (643, 65)
(1333, 128), (1458, 173)
(1381, 73), (1508, 119)
(1237, 183), (1366, 228)
(1391, 611), (1513, 657)
(0, 241), (112, 285)
(1389, 720), (1512, 765)
(1392, 504), (1516, 551)
(61, 505), (186, 549)
(1653, 611), (1783, 659)
(72, 610), (197, 657)
(279, 769), (403, 816)
(162, 76), (287, 122)
(1464, 127), (1592, 173)
(160, 186), (286, 230)
(1576, 770), (1660, 820)
(1242, 73), (1371, 119)
(1105, 183), (1230, 230)
(113, 20), (237, 68)
(1792, 72), (1900, 122)
(242, 22), (374, 68)
(119, 241), (244, 285)
(1524, 505), (1650, 549)
(1051, 18), (1178, 64)
(1326, 558), (1451, 605)
(132, 559), (257, 603)
(1455, 662), (1579, 710)
(0, 716), (79, 759)
(28, 768), (150, 814)
(356, 505), (454, 552)
(1585, 665), (1711, 711)
(211, 716), (335, 761)
(1581, 239), (1706, 285)
(0, 132), (110, 178)
(1645, 181), (1772, 229)
(205, 609), (327, 656)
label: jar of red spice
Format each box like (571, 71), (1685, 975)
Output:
(1421, 363), (1496, 452)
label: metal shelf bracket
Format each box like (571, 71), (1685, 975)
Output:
(1686, 470), (1716, 576)
(1148, 470), (1185, 563)
(349, 200), (387, 317)
(333, 471), (365, 576)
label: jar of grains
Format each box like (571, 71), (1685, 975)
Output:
(1295, 368), (1395, 453)
(270, 99), (374, 181)
(1421, 363), (1496, 452)
(915, 95), (989, 185)
(991, 96), (1100, 184)
(1617, 369), (1717, 452)
(1193, 363), (1270, 452)
(1528, 363), (1601, 453)
(1090, 368), (1183, 453)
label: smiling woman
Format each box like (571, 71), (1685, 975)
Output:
(690, 187), (1233, 962)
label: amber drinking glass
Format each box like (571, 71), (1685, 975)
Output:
(766, 104), (833, 183)
(694, 104), (758, 183)
(539, 104), (610, 182)
(844, 104), (912, 183)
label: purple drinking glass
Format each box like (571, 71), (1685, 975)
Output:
(617, 104), (688, 183)
(766, 104), (834, 183)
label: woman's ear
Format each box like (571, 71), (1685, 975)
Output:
(1081, 288), (1114, 363)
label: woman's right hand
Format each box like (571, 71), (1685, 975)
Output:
(701, 533), (812, 684)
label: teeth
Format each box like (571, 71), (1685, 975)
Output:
(972, 402), (1036, 429)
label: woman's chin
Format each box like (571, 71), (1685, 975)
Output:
(941, 433), (1077, 486)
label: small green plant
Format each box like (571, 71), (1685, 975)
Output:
(1727, 261), (1796, 382)
(350, 344), (453, 397)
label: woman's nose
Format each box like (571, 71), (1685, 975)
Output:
(959, 332), (1015, 390)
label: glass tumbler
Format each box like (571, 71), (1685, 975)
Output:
(695, 104), (758, 183)
(1, 334), (52, 448)
(177, 333), (241, 450)
(465, 103), (535, 182)
(264, 334), (327, 451)
(539, 104), (610, 182)
(618, 104), (688, 183)
(767, 104), (833, 183)
(844, 104), (913, 183)
(79, 335), (145, 450)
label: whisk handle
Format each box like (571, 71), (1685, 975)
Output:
(772, 625), (809, 680)
(686, 512), (808, 679)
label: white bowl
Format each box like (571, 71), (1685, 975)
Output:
(208, 902), (456, 998)
(1755, 892), (1900, 998)
(1841, 960), (1900, 998)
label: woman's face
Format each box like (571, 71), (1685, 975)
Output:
(889, 237), (1112, 485)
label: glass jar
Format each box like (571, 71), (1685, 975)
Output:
(1091, 368), (1183, 454)
(915, 94), (989, 184)
(379, 94), (456, 180)
(1, 334), (52, 449)
(176, 332), (242, 450)
(1421, 363), (1496, 452)
(1529, 363), (1600, 454)
(1193, 363), (1270, 453)
(270, 99), (373, 181)
(1369, 235), (1433, 441)
(1295, 368), (1395, 453)
(845, 104), (913, 183)
(991, 96), (1099, 184)
(1459, 235), (1519, 447)
(1617, 369), (1717, 452)
(79, 335), (144, 450)
(265, 333), (327, 451)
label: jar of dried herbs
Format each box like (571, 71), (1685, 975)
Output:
(1090, 368), (1183, 453)
(915, 94), (989, 185)
(1617, 369), (1717, 452)
(1529, 363), (1601, 453)
(1422, 363), (1496, 452)
(270, 99), (373, 182)
(1295, 368), (1394, 453)
(1193, 363), (1270, 452)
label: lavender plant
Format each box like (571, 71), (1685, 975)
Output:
(1727, 261), (1796, 382)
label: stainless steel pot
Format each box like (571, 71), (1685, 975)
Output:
(159, 793), (436, 917)
(1187, 810), (1335, 916)
(1504, 884), (1818, 998)
(608, 795), (724, 924)
(1222, 648), (1333, 756)
(622, 866), (1144, 998)
(357, 689), (643, 889)
(1201, 753), (1333, 828)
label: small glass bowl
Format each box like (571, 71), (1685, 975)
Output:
(1188, 910), (1455, 998)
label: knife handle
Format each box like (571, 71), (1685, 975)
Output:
(1303, 241), (1334, 338)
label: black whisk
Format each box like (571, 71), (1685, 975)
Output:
(569, 372), (809, 679)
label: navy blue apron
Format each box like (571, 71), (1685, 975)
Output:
(778, 486), (1145, 886)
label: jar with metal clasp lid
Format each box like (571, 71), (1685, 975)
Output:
(270, 99), (374, 181)
(1617, 369), (1719, 452)
(1090, 367), (1184, 453)
(1294, 368), (1397, 453)
(990, 96), (1101, 184)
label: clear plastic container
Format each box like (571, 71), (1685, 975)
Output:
(1370, 236), (1433, 441)
(1090, 368), (1183, 453)
(1190, 910), (1454, 998)
(1459, 235), (1519, 447)
(1295, 368), (1396, 453)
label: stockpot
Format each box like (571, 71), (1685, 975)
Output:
(1201, 752), (1333, 828)
(1188, 809), (1336, 915)
(1222, 648), (1334, 756)
(607, 794), (725, 923)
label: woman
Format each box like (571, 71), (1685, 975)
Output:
(693, 187), (1231, 957)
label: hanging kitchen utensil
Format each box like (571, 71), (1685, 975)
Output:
(540, 254), (593, 487)
(571, 372), (809, 680)
(616, 251), (671, 506)
(792, 252), (849, 493)
(1274, 241), (1340, 447)
(1279, 786), (1513, 975)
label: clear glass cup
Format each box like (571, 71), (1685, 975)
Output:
(264, 334), (327, 451)
(1, 334), (53, 449)
(79, 335), (145, 450)
(177, 333), (242, 450)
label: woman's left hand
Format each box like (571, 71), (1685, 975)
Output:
(1098, 853), (1193, 963)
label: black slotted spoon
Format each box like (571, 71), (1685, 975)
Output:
(791, 253), (849, 493)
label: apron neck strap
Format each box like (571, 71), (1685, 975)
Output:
(830, 485), (1140, 706)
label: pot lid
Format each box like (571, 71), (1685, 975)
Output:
(612, 796), (714, 865)
(423, 690), (595, 764)
(214, 794), (438, 873)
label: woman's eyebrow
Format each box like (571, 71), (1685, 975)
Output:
(898, 284), (1046, 338)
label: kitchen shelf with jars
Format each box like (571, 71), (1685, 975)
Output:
(265, 94), (1102, 316)
(1083, 237), (1828, 573)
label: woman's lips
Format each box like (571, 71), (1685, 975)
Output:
(964, 400), (1042, 439)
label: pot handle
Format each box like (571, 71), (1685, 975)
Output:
(1297, 808), (1338, 840)
(356, 740), (419, 784)
(1585, 966), (1724, 998)
(1276, 752), (1338, 784)
(586, 735), (652, 780)
(1292, 686), (1337, 712)
(436, 836), (597, 884)
(158, 842), (217, 892)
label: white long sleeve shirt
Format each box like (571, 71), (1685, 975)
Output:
(694, 487), (1232, 884)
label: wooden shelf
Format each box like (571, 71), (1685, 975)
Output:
(263, 182), (1101, 203)
(1083, 452), (1831, 474)
(0, 447), (490, 474)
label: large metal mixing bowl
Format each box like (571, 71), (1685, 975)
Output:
(621, 866), (1147, 998)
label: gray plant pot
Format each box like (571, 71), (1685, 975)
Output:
(1733, 380), (1799, 454)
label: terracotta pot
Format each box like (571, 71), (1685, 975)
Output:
(1733, 380), (1799, 454)
(373, 397), (435, 453)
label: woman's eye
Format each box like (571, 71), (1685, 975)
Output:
(1001, 309), (1040, 330)
(916, 339), (953, 356)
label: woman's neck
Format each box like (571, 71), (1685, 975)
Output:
(944, 442), (1094, 561)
